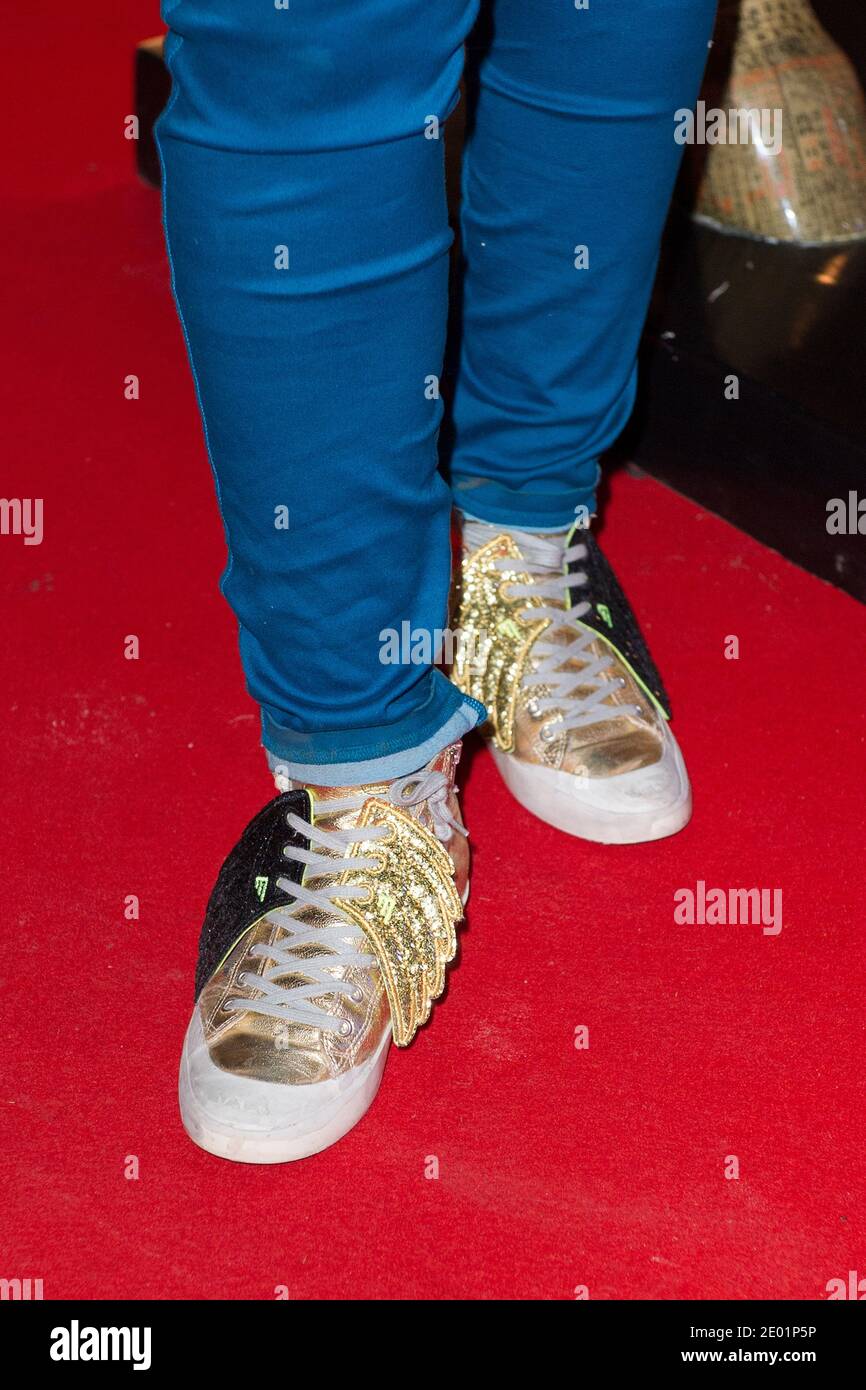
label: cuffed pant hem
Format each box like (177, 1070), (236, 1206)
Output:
(452, 470), (599, 530)
(260, 672), (486, 788)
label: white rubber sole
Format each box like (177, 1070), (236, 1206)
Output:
(491, 724), (692, 844)
(179, 1014), (391, 1164)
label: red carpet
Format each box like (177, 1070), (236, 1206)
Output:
(3, 2), (865, 1300)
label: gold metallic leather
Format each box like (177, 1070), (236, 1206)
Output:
(454, 531), (664, 778)
(198, 745), (466, 1083)
(454, 532), (549, 752)
(332, 799), (463, 1046)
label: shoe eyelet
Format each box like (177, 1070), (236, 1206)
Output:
(350, 987), (363, 1004)
(540, 724), (556, 743)
(339, 1019), (353, 1039)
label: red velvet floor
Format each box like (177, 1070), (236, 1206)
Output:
(2, 2), (865, 1301)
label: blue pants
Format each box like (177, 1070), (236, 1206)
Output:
(157, 0), (716, 784)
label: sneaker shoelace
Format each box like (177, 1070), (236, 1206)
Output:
(225, 769), (464, 1035)
(465, 521), (640, 743)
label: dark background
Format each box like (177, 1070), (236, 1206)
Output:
(621, 0), (866, 603)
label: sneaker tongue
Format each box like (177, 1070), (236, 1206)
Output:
(302, 781), (388, 834)
(292, 744), (458, 837)
(513, 526), (570, 573)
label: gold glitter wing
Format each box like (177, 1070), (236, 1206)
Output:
(454, 534), (548, 752)
(333, 800), (464, 1047)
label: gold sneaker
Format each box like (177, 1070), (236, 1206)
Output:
(179, 744), (467, 1163)
(453, 519), (691, 843)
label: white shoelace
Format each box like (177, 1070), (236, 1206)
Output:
(225, 770), (463, 1034)
(465, 522), (640, 742)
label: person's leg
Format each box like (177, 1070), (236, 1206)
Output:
(450, 0), (716, 842)
(157, 0), (483, 787)
(158, 0), (481, 1163)
(451, 0), (717, 527)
